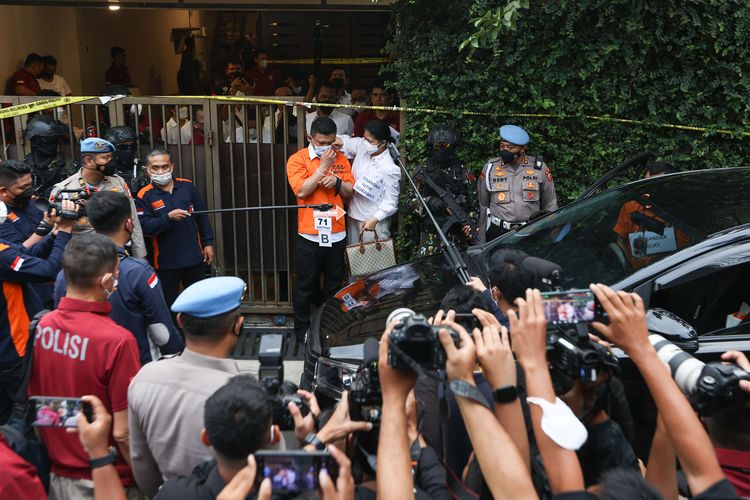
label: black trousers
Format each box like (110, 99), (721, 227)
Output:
(0, 358), (24, 425)
(293, 235), (346, 337)
(157, 262), (207, 309)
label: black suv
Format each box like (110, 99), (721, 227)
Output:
(302, 168), (750, 404)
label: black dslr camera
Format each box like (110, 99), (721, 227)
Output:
(348, 338), (382, 424)
(546, 324), (619, 394)
(650, 334), (750, 416)
(258, 334), (310, 430)
(387, 308), (459, 371)
(33, 188), (90, 220)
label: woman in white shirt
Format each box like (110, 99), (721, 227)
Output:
(334, 119), (401, 245)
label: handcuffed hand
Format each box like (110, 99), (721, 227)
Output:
(319, 175), (339, 190)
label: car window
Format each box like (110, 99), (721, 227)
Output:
(650, 261), (750, 335)
(488, 169), (750, 288)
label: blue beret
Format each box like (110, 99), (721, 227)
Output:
(80, 137), (115, 154)
(171, 277), (246, 318)
(498, 125), (530, 146)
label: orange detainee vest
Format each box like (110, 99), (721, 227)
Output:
(286, 149), (354, 235)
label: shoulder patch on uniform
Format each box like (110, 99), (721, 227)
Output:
(147, 272), (159, 289)
(7, 213), (18, 222)
(10, 255), (24, 271)
(545, 166), (553, 182)
(137, 183), (154, 199)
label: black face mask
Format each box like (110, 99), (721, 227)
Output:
(433, 149), (453, 164)
(499, 150), (516, 164)
(12, 189), (33, 208)
(114, 144), (137, 172)
(96, 160), (116, 176)
(30, 137), (59, 160)
(330, 78), (345, 90)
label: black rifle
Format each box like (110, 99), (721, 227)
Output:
(421, 174), (479, 241)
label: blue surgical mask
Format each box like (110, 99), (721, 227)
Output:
(313, 145), (332, 157)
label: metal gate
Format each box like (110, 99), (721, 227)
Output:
(3, 95), (308, 313)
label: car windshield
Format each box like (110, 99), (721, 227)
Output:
(488, 168), (750, 288)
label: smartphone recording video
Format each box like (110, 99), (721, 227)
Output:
(30, 396), (92, 428)
(255, 450), (338, 493)
(541, 289), (606, 325)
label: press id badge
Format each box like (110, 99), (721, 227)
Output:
(628, 226), (677, 257)
(354, 174), (385, 203)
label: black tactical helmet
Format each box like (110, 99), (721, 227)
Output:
(24, 114), (66, 141)
(104, 126), (138, 145)
(426, 124), (459, 146)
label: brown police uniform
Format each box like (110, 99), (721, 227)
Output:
(477, 154), (558, 242)
(51, 169), (147, 258)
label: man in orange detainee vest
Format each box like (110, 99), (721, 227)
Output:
(286, 116), (354, 339)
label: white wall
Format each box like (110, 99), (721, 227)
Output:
(75, 8), (200, 95)
(0, 6), (83, 94)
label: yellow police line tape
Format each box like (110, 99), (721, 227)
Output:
(0, 96), (93, 120)
(3, 94), (750, 139)
(267, 57), (391, 65)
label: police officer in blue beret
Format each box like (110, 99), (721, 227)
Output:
(128, 276), (248, 496)
(51, 137), (147, 257)
(476, 124), (558, 242)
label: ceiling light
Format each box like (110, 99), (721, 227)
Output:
(108, 0), (120, 10)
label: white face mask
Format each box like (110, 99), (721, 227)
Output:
(364, 141), (382, 155)
(313, 145), (332, 157)
(151, 172), (172, 186)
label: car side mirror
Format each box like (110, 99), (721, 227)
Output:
(647, 308), (698, 353)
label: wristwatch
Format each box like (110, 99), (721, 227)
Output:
(449, 379), (492, 410)
(304, 432), (326, 451)
(493, 385), (519, 404)
(89, 447), (117, 469)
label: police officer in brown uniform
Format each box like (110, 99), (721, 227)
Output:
(477, 124), (558, 242)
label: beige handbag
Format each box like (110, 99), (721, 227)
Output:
(345, 229), (397, 277)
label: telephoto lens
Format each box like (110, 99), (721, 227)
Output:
(649, 334), (750, 415)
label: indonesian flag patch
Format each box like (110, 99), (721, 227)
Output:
(147, 272), (159, 289)
(10, 255), (24, 271)
(136, 208), (144, 216)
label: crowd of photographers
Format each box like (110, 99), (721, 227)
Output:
(2, 221), (749, 498)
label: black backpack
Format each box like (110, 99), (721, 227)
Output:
(0, 310), (52, 490)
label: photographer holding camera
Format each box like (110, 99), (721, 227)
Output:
(0, 197), (75, 424)
(51, 137), (147, 258)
